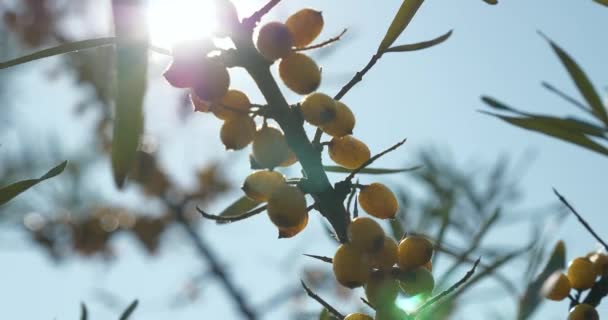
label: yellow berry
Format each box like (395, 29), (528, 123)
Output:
(278, 211), (308, 238)
(212, 89), (251, 120)
(321, 101), (356, 137)
(398, 235), (433, 270)
(252, 126), (289, 168)
(279, 52), (321, 95)
(358, 183), (399, 219)
(190, 91), (211, 112)
(365, 270), (399, 309)
(285, 8), (324, 48)
(220, 115), (256, 150)
(568, 304), (599, 320)
(300, 92), (337, 126)
(192, 59), (230, 102)
(344, 313), (373, 320)
(328, 135), (370, 169)
(242, 170), (286, 202)
(278, 148), (298, 167)
(589, 253), (608, 276)
(267, 184), (307, 228)
(397, 267), (435, 296)
(567, 257), (597, 290)
(348, 217), (385, 253)
(371, 236), (399, 270)
(256, 22), (293, 61)
(541, 271), (571, 301)
(333, 243), (371, 288)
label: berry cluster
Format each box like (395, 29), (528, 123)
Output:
(542, 250), (607, 320)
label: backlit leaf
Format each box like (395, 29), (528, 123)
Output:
(219, 196), (262, 218)
(0, 161), (67, 205)
(323, 165), (422, 174)
(384, 30), (453, 53)
(378, 0), (425, 53)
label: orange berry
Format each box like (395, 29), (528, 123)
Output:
(278, 148), (298, 167)
(279, 52), (321, 95)
(365, 270), (399, 308)
(256, 22), (293, 61)
(252, 126), (289, 168)
(242, 170), (286, 202)
(212, 89), (251, 120)
(541, 271), (571, 301)
(267, 184), (307, 229)
(220, 115), (256, 150)
(190, 91), (211, 112)
(567, 257), (597, 290)
(285, 8), (324, 48)
(358, 183), (399, 219)
(300, 93), (337, 126)
(397, 267), (435, 296)
(328, 135), (370, 169)
(589, 253), (608, 276)
(192, 59), (230, 101)
(568, 304), (599, 320)
(320, 101), (355, 137)
(333, 243), (371, 288)
(371, 236), (399, 270)
(398, 235), (433, 270)
(348, 217), (385, 253)
(278, 211), (308, 238)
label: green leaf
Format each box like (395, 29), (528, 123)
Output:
(218, 196), (262, 218)
(484, 112), (608, 157)
(517, 240), (565, 320)
(378, 0), (425, 53)
(0, 161), (67, 206)
(80, 303), (88, 320)
(111, 0), (149, 188)
(383, 30), (453, 53)
(542, 34), (608, 125)
(118, 300), (138, 320)
(323, 165), (422, 174)
(595, 0), (608, 7)
(482, 0), (498, 4)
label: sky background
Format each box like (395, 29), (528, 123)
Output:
(0, 0), (607, 319)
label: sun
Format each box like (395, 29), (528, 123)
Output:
(146, 0), (219, 49)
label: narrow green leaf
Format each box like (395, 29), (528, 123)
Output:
(595, 0), (608, 7)
(378, 0), (425, 53)
(118, 300), (138, 320)
(542, 35), (608, 125)
(383, 30), (452, 53)
(80, 303), (88, 320)
(484, 112), (608, 157)
(218, 196), (262, 217)
(0, 161), (67, 205)
(482, 0), (498, 4)
(323, 165), (422, 174)
(517, 241), (565, 320)
(111, 0), (149, 188)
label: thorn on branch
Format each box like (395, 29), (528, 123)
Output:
(295, 28), (348, 52)
(301, 280), (345, 319)
(197, 205), (267, 224)
(412, 257), (481, 316)
(346, 139), (407, 181)
(243, 0), (282, 29)
(303, 254), (333, 263)
(553, 188), (608, 251)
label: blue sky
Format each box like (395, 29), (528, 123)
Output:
(0, 0), (607, 319)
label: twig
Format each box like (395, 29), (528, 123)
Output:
(295, 29), (348, 52)
(243, 0), (282, 28)
(346, 186), (357, 218)
(412, 258), (481, 316)
(583, 275), (608, 307)
(301, 281), (345, 319)
(553, 188), (608, 251)
(197, 205), (267, 224)
(346, 139), (407, 181)
(303, 254), (333, 263)
(334, 52), (383, 101)
(360, 297), (375, 310)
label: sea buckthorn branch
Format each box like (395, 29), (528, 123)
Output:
(582, 275), (608, 306)
(242, 0), (283, 29)
(345, 138), (407, 182)
(411, 258), (481, 318)
(301, 280), (346, 319)
(294, 28), (348, 52)
(553, 188), (608, 251)
(196, 205), (267, 224)
(303, 253), (333, 263)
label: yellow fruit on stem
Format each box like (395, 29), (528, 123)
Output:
(567, 257), (597, 290)
(256, 22), (293, 61)
(397, 267), (435, 296)
(285, 8), (324, 48)
(300, 93), (337, 126)
(278, 148), (298, 167)
(212, 89), (251, 120)
(371, 236), (398, 270)
(192, 59), (230, 102)
(279, 52), (321, 95)
(321, 101), (356, 137)
(568, 304), (599, 320)
(541, 271), (571, 301)
(242, 170), (286, 202)
(278, 211), (308, 238)
(344, 313), (373, 320)
(252, 126), (289, 168)
(398, 235), (433, 270)
(190, 91), (211, 112)
(328, 135), (370, 169)
(220, 115), (256, 150)
(365, 270), (399, 309)
(333, 243), (371, 288)
(358, 183), (399, 219)
(589, 253), (608, 276)
(348, 217), (385, 253)
(267, 184), (307, 228)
